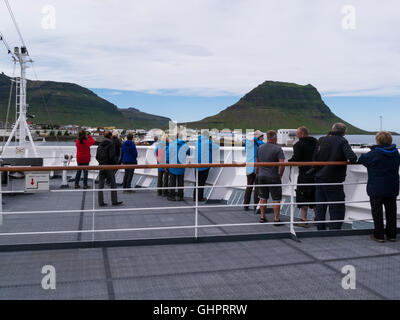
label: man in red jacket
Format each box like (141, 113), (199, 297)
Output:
(75, 129), (95, 189)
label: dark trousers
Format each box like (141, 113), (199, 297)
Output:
(370, 196), (397, 240)
(244, 173), (259, 209)
(98, 170), (118, 205)
(157, 170), (169, 196)
(122, 164), (135, 189)
(74, 163), (89, 186)
(193, 169), (210, 200)
(315, 182), (345, 230)
(169, 173), (184, 199)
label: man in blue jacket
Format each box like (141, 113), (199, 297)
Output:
(194, 131), (220, 201)
(244, 130), (265, 211)
(121, 133), (138, 193)
(359, 131), (399, 242)
(167, 134), (191, 201)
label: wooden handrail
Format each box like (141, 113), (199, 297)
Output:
(0, 161), (356, 172)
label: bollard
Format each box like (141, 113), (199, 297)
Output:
(60, 155), (70, 189)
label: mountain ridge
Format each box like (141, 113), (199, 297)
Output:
(0, 72), (171, 129)
(183, 80), (366, 134)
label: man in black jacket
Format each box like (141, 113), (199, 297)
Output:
(314, 123), (357, 230)
(289, 126), (317, 227)
(96, 131), (123, 207)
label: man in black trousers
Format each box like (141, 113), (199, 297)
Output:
(314, 123), (357, 230)
(96, 131), (123, 207)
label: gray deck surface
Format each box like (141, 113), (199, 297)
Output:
(0, 178), (399, 300)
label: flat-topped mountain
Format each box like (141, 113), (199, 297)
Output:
(184, 81), (366, 134)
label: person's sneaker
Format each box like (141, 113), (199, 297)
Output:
(167, 197), (176, 202)
(83, 185), (90, 190)
(388, 238), (397, 242)
(99, 203), (108, 207)
(112, 201), (123, 206)
(370, 235), (385, 243)
(74, 185), (80, 189)
(294, 220), (310, 228)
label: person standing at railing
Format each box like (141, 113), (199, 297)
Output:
(358, 131), (399, 243)
(96, 131), (123, 207)
(313, 123), (357, 230)
(194, 131), (220, 202)
(166, 133), (191, 201)
(256, 130), (285, 225)
(244, 130), (265, 211)
(121, 132), (138, 193)
(288, 126), (318, 227)
(155, 134), (170, 197)
(74, 129), (95, 189)
(112, 131), (122, 177)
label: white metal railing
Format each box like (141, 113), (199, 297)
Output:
(0, 165), (397, 244)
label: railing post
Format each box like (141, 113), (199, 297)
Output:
(0, 174), (3, 226)
(289, 176), (298, 241)
(195, 168), (199, 239)
(92, 169), (96, 242)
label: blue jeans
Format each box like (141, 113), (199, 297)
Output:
(315, 180), (345, 230)
(75, 163), (89, 186)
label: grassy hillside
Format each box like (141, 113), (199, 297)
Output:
(0, 73), (170, 129)
(185, 81), (367, 134)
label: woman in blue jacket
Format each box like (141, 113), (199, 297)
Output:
(359, 131), (399, 242)
(121, 133), (138, 193)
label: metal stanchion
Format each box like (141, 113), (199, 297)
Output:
(289, 176), (298, 241)
(195, 169), (199, 239)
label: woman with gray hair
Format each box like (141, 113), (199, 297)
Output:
(359, 131), (399, 242)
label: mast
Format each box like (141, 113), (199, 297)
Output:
(2, 46), (38, 157)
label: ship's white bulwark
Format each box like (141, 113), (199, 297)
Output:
(0, 145), (391, 222)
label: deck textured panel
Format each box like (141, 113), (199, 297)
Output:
(0, 236), (399, 299)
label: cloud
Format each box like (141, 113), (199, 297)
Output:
(0, 0), (399, 97)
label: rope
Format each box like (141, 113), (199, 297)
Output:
(3, 0), (27, 49)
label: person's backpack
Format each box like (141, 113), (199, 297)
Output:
(96, 142), (111, 163)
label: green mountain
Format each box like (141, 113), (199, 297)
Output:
(184, 81), (366, 134)
(0, 72), (170, 129)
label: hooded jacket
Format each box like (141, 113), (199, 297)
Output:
(97, 137), (118, 165)
(358, 144), (400, 197)
(245, 137), (265, 175)
(314, 132), (358, 183)
(166, 139), (191, 176)
(121, 139), (138, 164)
(289, 136), (318, 175)
(196, 135), (220, 172)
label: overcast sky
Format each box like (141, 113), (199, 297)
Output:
(1, 0), (399, 131)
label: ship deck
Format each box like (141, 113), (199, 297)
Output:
(0, 177), (399, 300)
